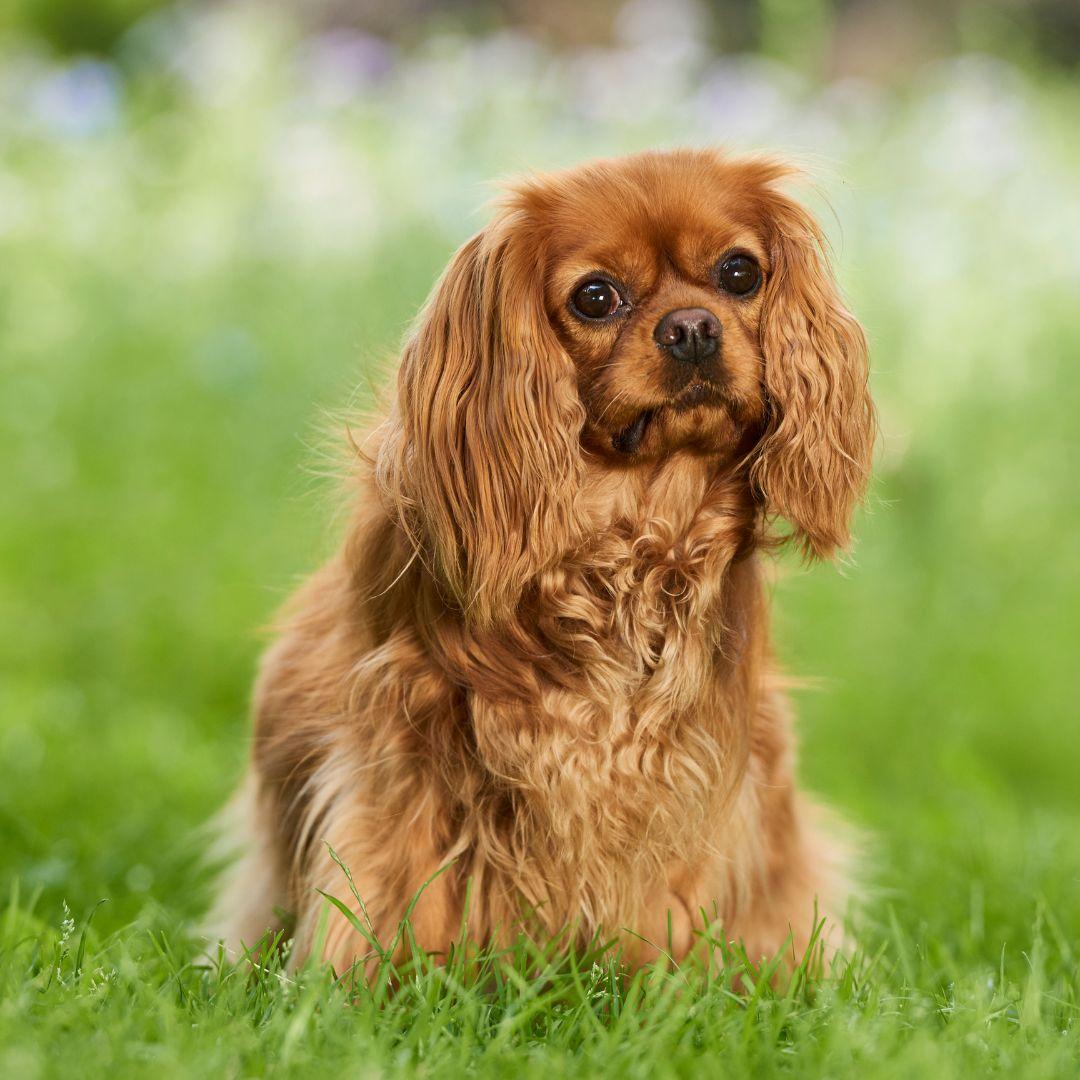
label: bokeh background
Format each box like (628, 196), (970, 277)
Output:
(2, 0), (1079, 967)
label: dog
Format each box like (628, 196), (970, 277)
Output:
(207, 148), (875, 975)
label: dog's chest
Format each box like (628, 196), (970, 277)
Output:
(563, 517), (733, 696)
(521, 524), (734, 784)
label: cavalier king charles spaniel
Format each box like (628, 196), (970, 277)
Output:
(208, 148), (875, 973)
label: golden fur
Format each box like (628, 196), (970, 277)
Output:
(206, 148), (875, 974)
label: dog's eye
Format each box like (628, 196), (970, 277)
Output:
(571, 279), (622, 320)
(717, 254), (762, 297)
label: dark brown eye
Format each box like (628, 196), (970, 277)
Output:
(571, 279), (622, 320)
(717, 253), (762, 296)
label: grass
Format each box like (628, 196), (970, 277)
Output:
(4, 894), (1077, 1079)
(2, 15), (1080, 1076)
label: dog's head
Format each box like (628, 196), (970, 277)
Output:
(383, 149), (874, 625)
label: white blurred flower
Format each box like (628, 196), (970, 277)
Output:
(167, 6), (277, 107)
(908, 56), (1032, 192)
(617, 0), (709, 56)
(266, 121), (378, 253)
(695, 57), (804, 146)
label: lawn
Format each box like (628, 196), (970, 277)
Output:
(2, 10), (1080, 1076)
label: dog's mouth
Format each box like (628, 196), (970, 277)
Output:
(610, 382), (726, 455)
(612, 409), (655, 454)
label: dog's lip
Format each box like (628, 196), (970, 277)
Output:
(612, 410), (654, 454)
(670, 380), (724, 410)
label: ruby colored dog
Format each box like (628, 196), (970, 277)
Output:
(208, 149), (874, 973)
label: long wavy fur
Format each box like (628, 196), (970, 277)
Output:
(205, 148), (875, 974)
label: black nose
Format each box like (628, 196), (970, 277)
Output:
(653, 308), (722, 363)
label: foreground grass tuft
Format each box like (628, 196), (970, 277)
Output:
(2, 882), (1079, 1078)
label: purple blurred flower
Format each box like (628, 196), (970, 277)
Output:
(299, 29), (396, 107)
(31, 59), (121, 138)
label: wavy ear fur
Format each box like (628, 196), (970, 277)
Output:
(752, 189), (875, 558)
(379, 203), (585, 627)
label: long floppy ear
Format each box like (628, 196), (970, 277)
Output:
(379, 204), (585, 627)
(751, 190), (875, 559)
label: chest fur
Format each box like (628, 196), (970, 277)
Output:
(468, 513), (759, 874)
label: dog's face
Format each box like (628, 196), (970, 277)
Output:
(542, 168), (771, 462)
(388, 150), (875, 625)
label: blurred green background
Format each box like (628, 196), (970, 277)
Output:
(1, 0), (1079, 984)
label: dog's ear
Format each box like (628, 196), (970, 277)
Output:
(380, 204), (585, 627)
(751, 191), (875, 558)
